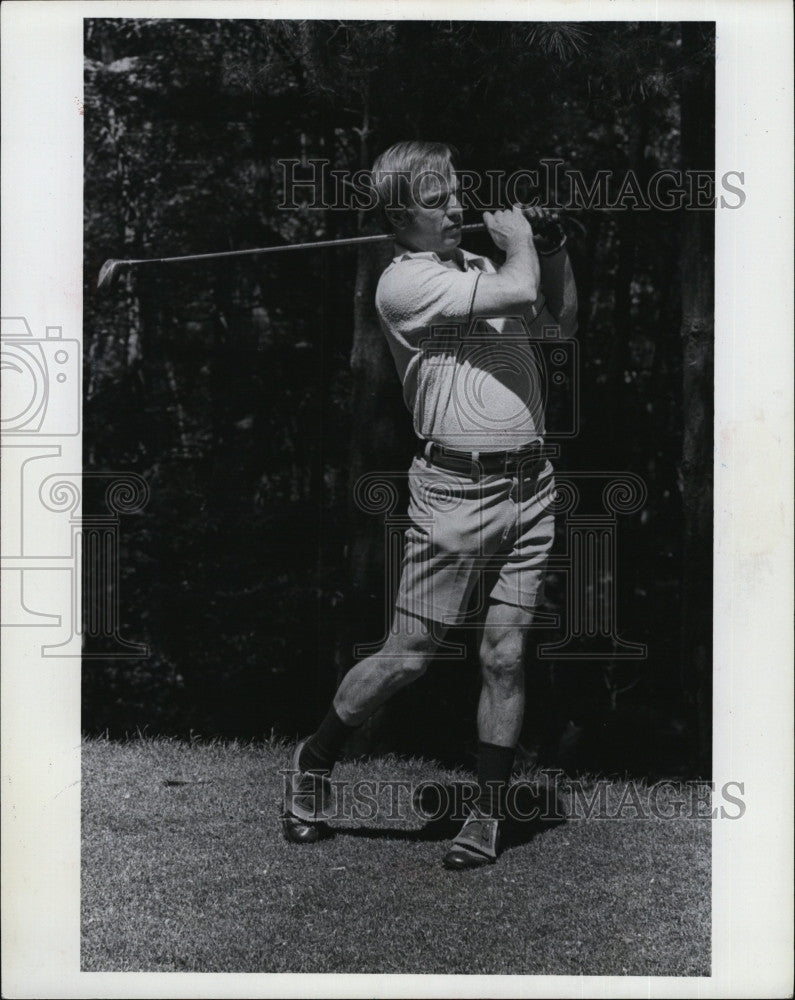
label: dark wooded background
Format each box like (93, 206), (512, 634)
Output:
(82, 20), (714, 777)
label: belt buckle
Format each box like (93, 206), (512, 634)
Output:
(505, 449), (524, 476)
(528, 450), (544, 479)
(514, 447), (537, 479)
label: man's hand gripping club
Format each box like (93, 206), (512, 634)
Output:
(472, 205), (541, 317)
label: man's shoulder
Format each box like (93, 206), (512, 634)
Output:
(384, 247), (494, 267)
(459, 248), (495, 270)
(378, 247), (494, 287)
(379, 249), (444, 278)
(375, 252), (442, 307)
(375, 246), (495, 325)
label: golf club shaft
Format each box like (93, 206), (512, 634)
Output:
(97, 209), (574, 290)
(115, 223), (487, 269)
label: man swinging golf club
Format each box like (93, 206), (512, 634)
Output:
(283, 140), (578, 869)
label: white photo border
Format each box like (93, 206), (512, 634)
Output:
(1, 1), (792, 997)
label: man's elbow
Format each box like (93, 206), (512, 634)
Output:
(513, 278), (540, 313)
(472, 273), (540, 317)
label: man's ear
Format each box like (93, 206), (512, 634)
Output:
(385, 207), (411, 232)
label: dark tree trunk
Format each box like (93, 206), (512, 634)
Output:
(606, 100), (649, 468)
(678, 23), (715, 776)
(348, 241), (411, 590)
(336, 237), (411, 757)
(335, 99), (415, 755)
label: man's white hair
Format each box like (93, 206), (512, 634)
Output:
(371, 140), (458, 226)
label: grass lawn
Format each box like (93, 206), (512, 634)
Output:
(82, 737), (710, 975)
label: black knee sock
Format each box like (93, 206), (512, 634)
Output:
(476, 741), (516, 818)
(298, 705), (357, 774)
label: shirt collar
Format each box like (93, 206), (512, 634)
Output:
(392, 243), (488, 272)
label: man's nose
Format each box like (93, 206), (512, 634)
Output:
(447, 193), (463, 219)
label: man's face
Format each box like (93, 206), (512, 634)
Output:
(394, 169), (463, 258)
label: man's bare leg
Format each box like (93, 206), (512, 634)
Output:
(442, 602), (533, 869)
(283, 608), (447, 842)
(297, 608), (446, 774)
(332, 608), (446, 725)
(477, 601), (532, 747)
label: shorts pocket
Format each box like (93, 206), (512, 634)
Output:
(410, 461), (472, 514)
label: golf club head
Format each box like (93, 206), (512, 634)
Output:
(97, 259), (125, 292)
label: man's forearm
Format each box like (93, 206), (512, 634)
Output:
(500, 243), (541, 302)
(498, 239), (541, 306)
(473, 234), (541, 316)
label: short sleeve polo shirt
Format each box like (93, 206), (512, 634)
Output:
(375, 246), (548, 451)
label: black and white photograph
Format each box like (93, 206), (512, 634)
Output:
(1, 2), (792, 997)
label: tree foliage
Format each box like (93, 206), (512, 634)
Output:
(83, 19), (714, 777)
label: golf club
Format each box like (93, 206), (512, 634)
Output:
(96, 225), (488, 292)
(97, 209), (578, 292)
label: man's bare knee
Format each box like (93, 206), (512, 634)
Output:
(380, 609), (445, 679)
(480, 628), (525, 684)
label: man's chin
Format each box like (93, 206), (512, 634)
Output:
(438, 230), (462, 253)
(403, 231), (462, 256)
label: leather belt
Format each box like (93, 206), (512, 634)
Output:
(421, 440), (545, 478)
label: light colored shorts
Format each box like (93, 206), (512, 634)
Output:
(396, 454), (556, 626)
